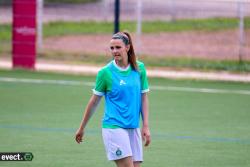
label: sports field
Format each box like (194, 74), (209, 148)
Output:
(0, 69), (250, 167)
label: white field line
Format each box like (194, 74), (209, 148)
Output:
(0, 77), (93, 87)
(150, 85), (250, 95)
(1, 77), (250, 95)
(147, 70), (250, 83)
(1, 60), (250, 82)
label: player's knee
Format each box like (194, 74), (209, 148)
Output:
(115, 156), (133, 167)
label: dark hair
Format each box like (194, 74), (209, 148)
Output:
(112, 31), (138, 71)
(123, 32), (138, 70)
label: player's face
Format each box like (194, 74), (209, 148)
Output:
(110, 39), (129, 64)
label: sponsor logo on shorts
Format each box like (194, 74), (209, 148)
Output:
(116, 148), (122, 156)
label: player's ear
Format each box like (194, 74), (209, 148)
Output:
(126, 44), (130, 52)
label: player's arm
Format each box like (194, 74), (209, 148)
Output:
(138, 61), (151, 146)
(141, 93), (151, 147)
(75, 67), (107, 144)
(75, 94), (102, 144)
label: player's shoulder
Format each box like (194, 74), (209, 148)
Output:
(97, 61), (112, 76)
(136, 60), (146, 72)
(136, 60), (145, 67)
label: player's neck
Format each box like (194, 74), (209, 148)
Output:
(115, 60), (129, 69)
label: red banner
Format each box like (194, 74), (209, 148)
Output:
(12, 0), (36, 69)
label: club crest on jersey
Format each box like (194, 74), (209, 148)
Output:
(119, 79), (126, 85)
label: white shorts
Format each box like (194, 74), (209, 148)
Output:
(102, 128), (143, 162)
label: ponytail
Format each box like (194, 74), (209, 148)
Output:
(122, 32), (138, 71)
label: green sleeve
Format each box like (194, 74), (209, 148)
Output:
(137, 61), (150, 93)
(93, 67), (112, 96)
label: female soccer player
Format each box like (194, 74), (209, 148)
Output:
(75, 31), (151, 167)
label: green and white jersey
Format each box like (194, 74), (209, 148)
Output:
(93, 60), (149, 128)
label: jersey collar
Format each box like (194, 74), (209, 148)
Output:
(112, 60), (131, 72)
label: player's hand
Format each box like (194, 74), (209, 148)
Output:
(75, 128), (84, 144)
(141, 126), (151, 147)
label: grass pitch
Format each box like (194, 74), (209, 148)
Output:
(0, 69), (250, 167)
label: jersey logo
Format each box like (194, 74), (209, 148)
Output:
(119, 79), (126, 86)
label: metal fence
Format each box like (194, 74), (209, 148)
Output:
(0, 0), (250, 63)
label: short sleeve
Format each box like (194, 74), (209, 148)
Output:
(138, 61), (150, 93)
(93, 69), (106, 96)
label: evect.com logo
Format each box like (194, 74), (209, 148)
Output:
(0, 152), (33, 161)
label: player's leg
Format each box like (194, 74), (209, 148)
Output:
(115, 156), (134, 167)
(133, 161), (141, 167)
(130, 128), (143, 165)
